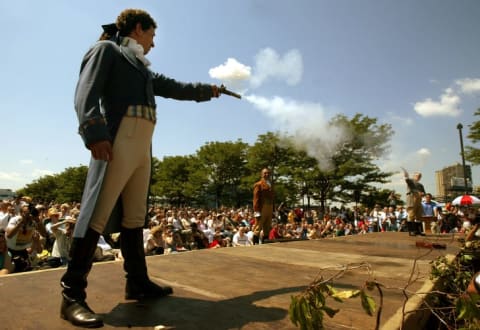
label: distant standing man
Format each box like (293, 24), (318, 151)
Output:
(422, 193), (437, 217)
(402, 168), (426, 235)
(60, 9), (222, 328)
(253, 168), (274, 244)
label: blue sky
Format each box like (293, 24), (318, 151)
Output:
(1, 1), (479, 200)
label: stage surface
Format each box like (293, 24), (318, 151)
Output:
(0, 232), (461, 330)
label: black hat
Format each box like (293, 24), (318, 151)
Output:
(102, 23), (118, 35)
(101, 23), (120, 43)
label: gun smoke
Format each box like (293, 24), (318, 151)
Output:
(209, 48), (350, 170)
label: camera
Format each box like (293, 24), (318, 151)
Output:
(27, 203), (39, 218)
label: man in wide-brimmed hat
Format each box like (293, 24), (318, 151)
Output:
(50, 216), (77, 266)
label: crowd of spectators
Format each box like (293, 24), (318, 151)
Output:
(0, 195), (477, 275)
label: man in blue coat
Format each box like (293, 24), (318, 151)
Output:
(60, 9), (222, 327)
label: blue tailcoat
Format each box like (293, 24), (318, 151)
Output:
(73, 39), (214, 238)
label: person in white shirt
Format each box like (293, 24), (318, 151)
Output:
(51, 217), (76, 266)
(0, 201), (12, 231)
(232, 227), (252, 247)
(6, 204), (46, 272)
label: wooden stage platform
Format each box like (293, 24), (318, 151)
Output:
(0, 232), (461, 330)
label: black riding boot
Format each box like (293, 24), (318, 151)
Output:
(60, 227), (103, 328)
(120, 227), (173, 300)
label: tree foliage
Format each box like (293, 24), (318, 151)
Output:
(465, 109), (480, 165)
(17, 113), (396, 209)
(192, 140), (250, 208)
(17, 166), (88, 203)
(150, 155), (194, 206)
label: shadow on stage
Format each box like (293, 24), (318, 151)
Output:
(103, 286), (305, 329)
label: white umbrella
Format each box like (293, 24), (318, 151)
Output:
(451, 195), (480, 206)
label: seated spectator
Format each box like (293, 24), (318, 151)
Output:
(383, 206), (397, 232)
(0, 201), (12, 231)
(268, 222), (283, 240)
(358, 223), (369, 234)
(59, 203), (71, 219)
(321, 221), (335, 237)
(344, 223), (355, 235)
(335, 223), (346, 236)
(245, 225), (255, 242)
(189, 222), (209, 250)
(49, 216), (76, 266)
(442, 208), (461, 233)
(44, 207), (61, 251)
(144, 225), (165, 255)
(94, 235), (117, 261)
(299, 221), (309, 239)
(5, 204), (45, 272)
(277, 202), (290, 224)
(307, 223), (322, 239)
(284, 223), (299, 239)
(232, 226), (252, 246)
(164, 225), (187, 254)
(0, 229), (14, 275)
(209, 232), (227, 249)
(287, 209), (296, 224)
(178, 210), (192, 231)
(395, 206), (408, 231)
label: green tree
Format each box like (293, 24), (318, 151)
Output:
(279, 146), (320, 209)
(17, 175), (58, 203)
(16, 113), (394, 209)
(18, 166), (88, 203)
(324, 114), (394, 205)
(281, 114), (395, 212)
(151, 155), (194, 206)
(465, 109), (480, 165)
(191, 140), (249, 208)
(55, 166), (88, 202)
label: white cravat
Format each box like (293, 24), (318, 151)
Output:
(123, 37), (151, 67)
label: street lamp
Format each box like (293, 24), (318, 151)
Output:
(457, 123), (469, 195)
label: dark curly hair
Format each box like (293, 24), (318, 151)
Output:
(116, 8), (157, 36)
(99, 9), (157, 41)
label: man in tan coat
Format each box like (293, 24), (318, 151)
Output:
(253, 168), (274, 244)
(402, 168), (426, 235)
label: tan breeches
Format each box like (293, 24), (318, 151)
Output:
(89, 117), (154, 233)
(253, 203), (273, 237)
(407, 194), (423, 221)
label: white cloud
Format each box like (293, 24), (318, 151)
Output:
(456, 78), (480, 94)
(379, 145), (433, 194)
(413, 88), (461, 117)
(417, 148), (431, 156)
(0, 171), (23, 181)
(0, 171), (25, 190)
(387, 112), (413, 126)
(413, 77), (480, 117)
(31, 169), (53, 178)
(0, 168), (54, 190)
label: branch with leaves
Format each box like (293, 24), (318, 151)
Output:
(289, 262), (379, 329)
(289, 234), (480, 330)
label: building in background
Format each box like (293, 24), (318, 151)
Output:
(0, 188), (16, 200)
(435, 163), (473, 201)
